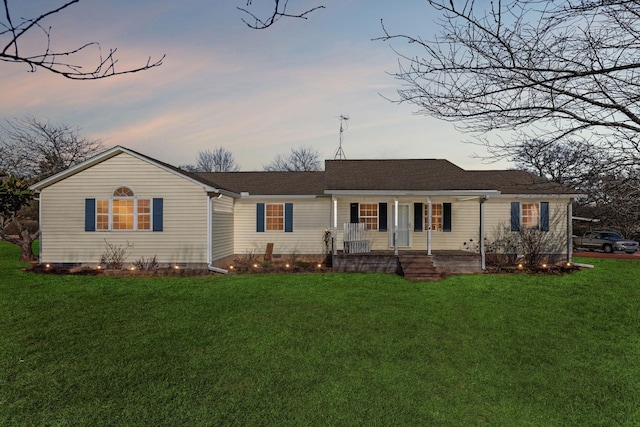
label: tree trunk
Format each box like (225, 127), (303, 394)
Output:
(18, 228), (36, 262)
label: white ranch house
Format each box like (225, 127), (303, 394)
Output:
(30, 146), (580, 275)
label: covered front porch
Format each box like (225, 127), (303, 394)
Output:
(328, 193), (493, 270)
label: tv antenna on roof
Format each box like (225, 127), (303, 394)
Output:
(333, 114), (349, 160)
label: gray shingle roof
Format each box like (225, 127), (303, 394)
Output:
(194, 171), (326, 195)
(192, 159), (577, 196)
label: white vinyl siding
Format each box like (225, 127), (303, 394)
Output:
(483, 198), (570, 254)
(234, 198), (330, 255)
(38, 152), (209, 265)
(211, 195), (234, 261)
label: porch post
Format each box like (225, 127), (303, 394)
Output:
(427, 197), (432, 256)
(567, 200), (573, 262)
(480, 196), (486, 271)
(394, 198), (399, 256)
(333, 196), (338, 256)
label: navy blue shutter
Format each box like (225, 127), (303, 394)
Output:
(511, 202), (521, 231)
(85, 198), (96, 232)
(378, 202), (388, 232)
(350, 203), (359, 223)
(443, 203), (452, 232)
(414, 203), (423, 231)
(256, 203), (265, 232)
(152, 198), (163, 231)
(540, 202), (549, 231)
(284, 203), (293, 232)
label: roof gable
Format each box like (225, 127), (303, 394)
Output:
(30, 146), (230, 194)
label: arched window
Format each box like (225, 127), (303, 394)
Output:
(113, 186), (135, 197)
(96, 186), (151, 231)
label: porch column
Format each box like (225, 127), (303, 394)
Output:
(427, 197), (432, 256)
(480, 196), (486, 271)
(333, 197), (338, 256)
(567, 200), (573, 262)
(394, 198), (399, 256)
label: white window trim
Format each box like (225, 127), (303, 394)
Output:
(97, 197), (152, 231)
(265, 202), (285, 232)
(359, 202), (379, 231)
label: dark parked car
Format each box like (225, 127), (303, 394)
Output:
(573, 231), (639, 254)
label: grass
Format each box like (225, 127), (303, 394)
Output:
(1, 242), (639, 426)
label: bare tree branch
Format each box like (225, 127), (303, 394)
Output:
(0, 116), (103, 181)
(238, 0), (325, 29)
(263, 145), (322, 171)
(0, 0), (164, 79)
(377, 0), (640, 163)
(181, 148), (241, 172)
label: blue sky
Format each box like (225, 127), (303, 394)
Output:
(0, 0), (510, 171)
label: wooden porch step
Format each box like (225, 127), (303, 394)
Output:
(399, 255), (442, 281)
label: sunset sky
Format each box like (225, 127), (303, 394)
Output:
(0, 0), (510, 171)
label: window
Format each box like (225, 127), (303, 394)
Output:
(265, 203), (284, 231)
(359, 203), (378, 230)
(511, 202), (549, 231)
(257, 203), (293, 232)
(521, 203), (539, 229)
(96, 187), (152, 231)
(425, 203), (443, 231)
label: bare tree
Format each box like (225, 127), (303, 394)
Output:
(238, 0), (325, 29)
(378, 0), (640, 165)
(263, 146), (322, 171)
(513, 139), (614, 190)
(0, 116), (103, 181)
(181, 147), (240, 172)
(582, 171), (640, 237)
(0, 175), (38, 261)
(1, 0), (164, 79)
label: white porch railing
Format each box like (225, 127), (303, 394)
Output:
(343, 223), (371, 253)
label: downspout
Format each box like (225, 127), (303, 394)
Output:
(37, 192), (42, 264)
(207, 193), (228, 274)
(394, 198), (399, 256)
(480, 196), (487, 271)
(333, 197), (338, 256)
(567, 200), (573, 263)
(427, 197), (432, 256)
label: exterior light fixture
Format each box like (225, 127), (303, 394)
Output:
(285, 264), (290, 268)
(517, 263), (523, 269)
(253, 264), (258, 268)
(229, 265), (234, 270)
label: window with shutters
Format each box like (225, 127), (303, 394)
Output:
(96, 186), (152, 231)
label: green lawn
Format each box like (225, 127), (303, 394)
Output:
(1, 242), (639, 426)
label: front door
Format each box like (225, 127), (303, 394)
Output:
(391, 204), (411, 247)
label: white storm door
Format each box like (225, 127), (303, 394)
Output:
(391, 204), (411, 247)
